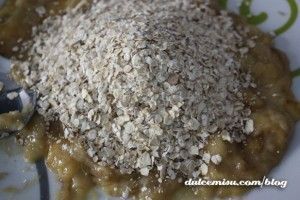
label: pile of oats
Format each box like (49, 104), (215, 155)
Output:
(13, 0), (256, 179)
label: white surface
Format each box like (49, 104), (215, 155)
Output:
(0, 138), (39, 200)
(0, 0), (300, 199)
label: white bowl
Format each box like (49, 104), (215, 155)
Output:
(0, 0), (299, 199)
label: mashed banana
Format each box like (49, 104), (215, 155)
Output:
(1, 0), (300, 200)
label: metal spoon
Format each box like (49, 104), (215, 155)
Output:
(0, 72), (36, 137)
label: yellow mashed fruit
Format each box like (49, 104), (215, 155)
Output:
(0, 0), (300, 200)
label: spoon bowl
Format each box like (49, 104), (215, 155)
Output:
(0, 72), (36, 137)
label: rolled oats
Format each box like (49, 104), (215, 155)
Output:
(6, 92), (19, 100)
(13, 0), (256, 179)
(211, 154), (222, 165)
